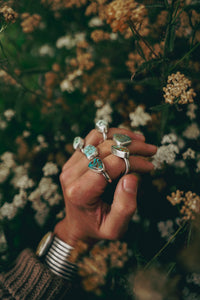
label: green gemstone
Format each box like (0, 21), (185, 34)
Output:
(113, 134), (131, 146)
(88, 158), (103, 172)
(83, 145), (98, 160)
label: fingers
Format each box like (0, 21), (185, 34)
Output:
(63, 128), (146, 170)
(99, 174), (138, 239)
(63, 155), (153, 206)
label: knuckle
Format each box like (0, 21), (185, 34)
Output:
(87, 129), (97, 139)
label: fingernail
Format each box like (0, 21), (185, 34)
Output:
(123, 178), (137, 195)
(147, 144), (157, 152)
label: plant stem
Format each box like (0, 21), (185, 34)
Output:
(169, 41), (200, 72)
(144, 223), (186, 270)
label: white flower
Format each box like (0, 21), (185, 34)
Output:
(174, 160), (186, 168)
(56, 33), (85, 49)
(183, 123), (200, 139)
(39, 44), (55, 57)
(42, 162), (59, 176)
(0, 118), (7, 130)
(95, 99), (104, 108)
(48, 193), (62, 206)
(182, 148), (196, 160)
(60, 79), (74, 93)
(186, 103), (198, 120)
(196, 160), (200, 173)
(110, 33), (118, 40)
(177, 137), (185, 149)
(22, 130), (31, 138)
(0, 164), (10, 183)
(38, 177), (59, 202)
(129, 106), (152, 127)
(28, 188), (41, 202)
(11, 165), (29, 188)
(95, 103), (113, 124)
(13, 189), (27, 208)
(0, 202), (17, 220)
(34, 204), (50, 226)
(4, 109), (15, 121)
(161, 133), (177, 145)
(1, 152), (16, 168)
(14, 174), (35, 189)
(88, 17), (104, 27)
(37, 135), (45, 143)
(157, 220), (174, 241)
(152, 144), (179, 169)
(0, 229), (7, 251)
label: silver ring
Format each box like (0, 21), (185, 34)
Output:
(111, 145), (130, 175)
(83, 144), (98, 160)
(73, 136), (84, 151)
(113, 133), (132, 146)
(95, 120), (109, 141)
(88, 157), (112, 183)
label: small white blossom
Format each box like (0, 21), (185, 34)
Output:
(22, 130), (31, 138)
(95, 99), (104, 108)
(4, 109), (15, 121)
(95, 103), (113, 124)
(42, 162), (59, 176)
(0, 229), (7, 252)
(11, 165), (29, 188)
(14, 174), (35, 189)
(129, 106), (152, 127)
(183, 123), (200, 139)
(177, 137), (185, 149)
(0, 202), (17, 220)
(186, 103), (198, 120)
(110, 33), (118, 40)
(152, 144), (179, 169)
(13, 189), (27, 208)
(39, 44), (55, 57)
(157, 220), (174, 241)
(0, 164), (10, 183)
(48, 193), (62, 206)
(161, 133), (177, 145)
(174, 160), (186, 168)
(56, 33), (85, 49)
(28, 188), (41, 203)
(182, 148), (196, 160)
(60, 79), (74, 93)
(0, 117), (7, 130)
(37, 135), (45, 143)
(1, 152), (16, 168)
(88, 17), (104, 27)
(34, 204), (50, 226)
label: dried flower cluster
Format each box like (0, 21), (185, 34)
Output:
(20, 13), (42, 33)
(163, 72), (196, 105)
(105, 0), (148, 35)
(70, 241), (128, 295)
(167, 190), (200, 220)
(0, 5), (18, 23)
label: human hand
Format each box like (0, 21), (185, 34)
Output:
(54, 127), (157, 246)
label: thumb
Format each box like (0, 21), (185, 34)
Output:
(100, 174), (138, 240)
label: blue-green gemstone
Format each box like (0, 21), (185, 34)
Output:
(88, 158), (103, 172)
(113, 134), (131, 146)
(83, 145), (98, 160)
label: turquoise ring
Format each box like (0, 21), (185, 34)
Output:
(95, 120), (109, 141)
(83, 144), (98, 160)
(113, 133), (132, 146)
(73, 136), (84, 151)
(88, 157), (112, 183)
(111, 145), (130, 175)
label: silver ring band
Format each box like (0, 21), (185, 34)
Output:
(111, 145), (130, 176)
(88, 157), (112, 183)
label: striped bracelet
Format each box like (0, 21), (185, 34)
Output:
(44, 235), (77, 280)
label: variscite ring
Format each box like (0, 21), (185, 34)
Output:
(83, 144), (98, 160)
(111, 145), (130, 175)
(88, 157), (112, 183)
(95, 120), (109, 141)
(73, 136), (84, 151)
(113, 133), (132, 146)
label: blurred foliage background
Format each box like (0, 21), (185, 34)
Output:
(0, 0), (200, 299)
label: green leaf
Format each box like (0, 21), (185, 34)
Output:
(150, 103), (170, 112)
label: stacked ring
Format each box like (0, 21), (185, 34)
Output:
(88, 157), (112, 183)
(73, 136), (84, 151)
(95, 120), (109, 141)
(111, 145), (130, 175)
(83, 144), (98, 160)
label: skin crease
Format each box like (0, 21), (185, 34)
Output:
(54, 127), (157, 247)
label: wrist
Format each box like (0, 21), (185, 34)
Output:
(54, 219), (78, 247)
